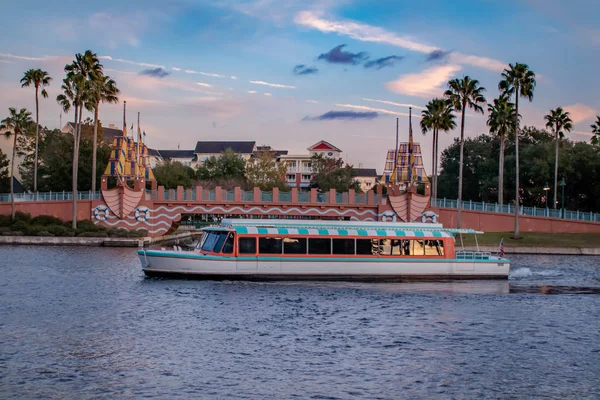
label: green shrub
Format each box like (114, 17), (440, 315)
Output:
(36, 231), (54, 237)
(31, 215), (64, 226)
(47, 224), (73, 237)
(129, 229), (149, 238)
(108, 228), (131, 238)
(9, 231), (23, 236)
(13, 212), (31, 223)
(78, 231), (108, 238)
(0, 214), (11, 227)
(10, 220), (29, 232)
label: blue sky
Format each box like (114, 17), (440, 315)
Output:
(1, 0), (599, 172)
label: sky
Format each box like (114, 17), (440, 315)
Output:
(1, 0), (599, 173)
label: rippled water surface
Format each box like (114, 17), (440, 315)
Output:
(1, 247), (599, 399)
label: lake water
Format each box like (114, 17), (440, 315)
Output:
(1, 247), (599, 399)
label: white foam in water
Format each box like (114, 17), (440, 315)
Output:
(510, 267), (533, 278)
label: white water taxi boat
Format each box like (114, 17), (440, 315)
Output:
(138, 219), (510, 280)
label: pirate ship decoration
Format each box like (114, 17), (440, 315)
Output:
(100, 101), (156, 219)
(381, 108), (431, 222)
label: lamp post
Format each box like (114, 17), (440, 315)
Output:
(543, 182), (551, 211)
(559, 178), (566, 218)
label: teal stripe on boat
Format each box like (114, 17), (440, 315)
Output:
(298, 228), (309, 235)
(414, 231), (424, 237)
(257, 227), (268, 234)
(338, 229), (348, 236)
(357, 230), (368, 236)
(432, 231), (441, 238)
(395, 231), (406, 237)
(376, 229), (387, 237)
(278, 228), (289, 235)
(236, 227), (248, 234)
(318, 229), (329, 235)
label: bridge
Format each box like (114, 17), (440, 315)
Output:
(2, 185), (599, 237)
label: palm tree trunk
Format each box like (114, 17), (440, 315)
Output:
(92, 102), (99, 193)
(499, 135), (505, 205)
(431, 129), (435, 200)
(553, 127), (559, 209)
(457, 106), (466, 229)
(72, 105), (79, 230)
(34, 86), (39, 194)
(10, 131), (17, 220)
(434, 128), (439, 201)
(514, 94), (520, 238)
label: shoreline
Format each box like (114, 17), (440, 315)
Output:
(0, 232), (196, 247)
(463, 245), (600, 256)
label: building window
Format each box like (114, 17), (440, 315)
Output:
(301, 174), (311, 181)
(302, 162), (311, 170)
(287, 161), (297, 169)
(366, 182), (372, 187)
(287, 174), (295, 181)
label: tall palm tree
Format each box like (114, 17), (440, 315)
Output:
(487, 95), (517, 206)
(86, 74), (119, 192)
(544, 107), (572, 209)
(20, 69), (52, 194)
(0, 108), (33, 219)
(420, 98), (456, 201)
(444, 76), (486, 228)
(499, 63), (536, 239)
(591, 116), (600, 146)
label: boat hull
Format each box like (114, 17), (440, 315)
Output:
(139, 250), (509, 280)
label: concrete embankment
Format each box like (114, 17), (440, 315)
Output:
(0, 232), (197, 247)
(464, 245), (600, 256)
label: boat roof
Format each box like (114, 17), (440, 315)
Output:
(209, 219), (482, 237)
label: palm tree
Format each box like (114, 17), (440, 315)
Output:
(591, 116), (600, 146)
(487, 95), (517, 206)
(86, 74), (119, 192)
(544, 107), (572, 210)
(499, 63), (536, 239)
(444, 77), (486, 228)
(420, 98), (456, 201)
(0, 108), (33, 219)
(20, 69), (52, 194)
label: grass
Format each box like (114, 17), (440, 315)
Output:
(457, 232), (600, 248)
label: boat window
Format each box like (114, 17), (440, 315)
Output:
(238, 237), (257, 254)
(197, 231), (209, 249)
(356, 239), (378, 255)
(379, 239), (403, 255)
(308, 238), (331, 255)
(201, 232), (220, 252)
(332, 238), (354, 255)
(283, 237), (307, 254)
(259, 237), (283, 254)
(412, 240), (425, 256)
(425, 240), (444, 256)
(213, 232), (228, 253)
(221, 233), (234, 254)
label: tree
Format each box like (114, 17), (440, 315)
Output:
(196, 148), (246, 180)
(86, 74), (119, 193)
(544, 107), (572, 209)
(245, 152), (288, 190)
(499, 63), (536, 238)
(154, 161), (195, 189)
(444, 76), (486, 228)
(420, 98), (456, 201)
(58, 50), (101, 229)
(20, 69), (51, 193)
(0, 148), (9, 193)
(0, 107), (33, 219)
(310, 153), (361, 192)
(591, 116), (600, 146)
(487, 95), (517, 205)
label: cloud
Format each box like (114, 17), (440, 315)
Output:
(335, 103), (413, 117)
(264, 93), (272, 96)
(230, 76), (238, 80)
(317, 44), (368, 65)
(0, 60), (11, 64)
(295, 11), (505, 71)
(303, 110), (379, 121)
(139, 68), (170, 78)
(362, 98), (426, 110)
(364, 55), (404, 69)
(249, 80), (296, 89)
(172, 67), (182, 71)
(196, 82), (213, 88)
(247, 90), (257, 94)
(306, 100), (319, 103)
(0, 53), (57, 61)
(426, 50), (452, 62)
(563, 103), (597, 124)
(184, 69), (225, 78)
(385, 64), (462, 98)
(293, 64), (319, 75)
(100, 56), (165, 69)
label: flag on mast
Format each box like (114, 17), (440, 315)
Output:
(122, 101), (127, 137)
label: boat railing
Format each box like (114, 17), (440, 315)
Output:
(455, 250), (493, 260)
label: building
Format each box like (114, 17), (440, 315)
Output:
(157, 150), (196, 167)
(194, 141), (256, 166)
(61, 122), (124, 142)
(279, 141), (343, 189)
(353, 167), (378, 192)
(147, 149), (163, 169)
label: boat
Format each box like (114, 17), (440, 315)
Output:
(138, 219), (510, 280)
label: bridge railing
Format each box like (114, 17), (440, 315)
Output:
(431, 198), (600, 223)
(0, 191), (101, 202)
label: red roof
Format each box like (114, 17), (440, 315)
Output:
(307, 140), (342, 152)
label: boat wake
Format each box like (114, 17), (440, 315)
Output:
(509, 267), (563, 279)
